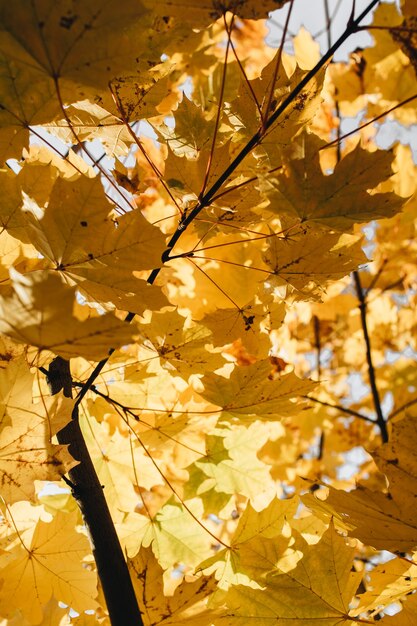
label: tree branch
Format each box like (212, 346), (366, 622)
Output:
(320, 93), (417, 150)
(353, 271), (389, 442)
(67, 0), (380, 410)
(305, 395), (375, 423)
(148, 0), (380, 281)
(47, 357), (143, 626)
(389, 396), (417, 420)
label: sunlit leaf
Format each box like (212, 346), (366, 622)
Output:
(0, 358), (74, 502)
(260, 132), (405, 232)
(0, 270), (134, 360)
(200, 360), (315, 421)
(212, 522), (361, 625)
(129, 546), (218, 626)
(307, 415), (417, 552)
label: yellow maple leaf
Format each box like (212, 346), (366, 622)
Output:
(212, 522), (363, 625)
(0, 270), (134, 360)
(165, 142), (231, 204)
(19, 173), (168, 314)
(158, 97), (219, 159)
(263, 227), (367, 297)
(23, 174), (166, 272)
(186, 422), (276, 508)
(0, 38), (58, 163)
(260, 131), (405, 232)
(353, 556), (417, 617)
(138, 309), (224, 379)
(143, 0), (290, 28)
(165, 231), (272, 319)
(200, 359), (315, 421)
(293, 27), (321, 71)
(0, 0), (171, 162)
(0, 506), (97, 624)
(0, 357), (74, 503)
(198, 497), (300, 589)
(0, 231), (40, 297)
(200, 289), (284, 356)
(307, 414), (417, 552)
(110, 63), (177, 125)
(129, 545), (218, 626)
(0, 147), (93, 245)
(364, 3), (417, 126)
(0, 0), (160, 102)
(47, 100), (133, 157)
(378, 592), (417, 625)
(121, 499), (214, 573)
(0, 597), (71, 626)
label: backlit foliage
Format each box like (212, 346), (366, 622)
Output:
(0, 0), (416, 623)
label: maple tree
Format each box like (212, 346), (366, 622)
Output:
(0, 0), (417, 624)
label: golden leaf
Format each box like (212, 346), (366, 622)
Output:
(0, 270), (134, 360)
(129, 546), (218, 626)
(308, 415), (417, 552)
(200, 359), (315, 421)
(213, 522), (361, 625)
(0, 357), (74, 503)
(260, 132), (405, 232)
(0, 507), (97, 623)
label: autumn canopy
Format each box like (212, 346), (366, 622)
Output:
(0, 0), (417, 624)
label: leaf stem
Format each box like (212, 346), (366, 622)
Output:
(353, 271), (388, 442)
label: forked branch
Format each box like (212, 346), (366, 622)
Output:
(73, 0), (381, 408)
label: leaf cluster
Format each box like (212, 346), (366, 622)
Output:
(0, 1), (416, 624)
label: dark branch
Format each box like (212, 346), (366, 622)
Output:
(47, 357), (144, 626)
(353, 271), (389, 442)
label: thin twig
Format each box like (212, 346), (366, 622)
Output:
(389, 396), (417, 420)
(320, 93), (417, 150)
(305, 395), (375, 423)
(199, 12), (234, 198)
(262, 0), (295, 130)
(324, 0), (342, 160)
(229, 30), (263, 120)
(313, 315), (322, 382)
(355, 25), (417, 33)
(353, 271), (388, 442)
(364, 258), (388, 296)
